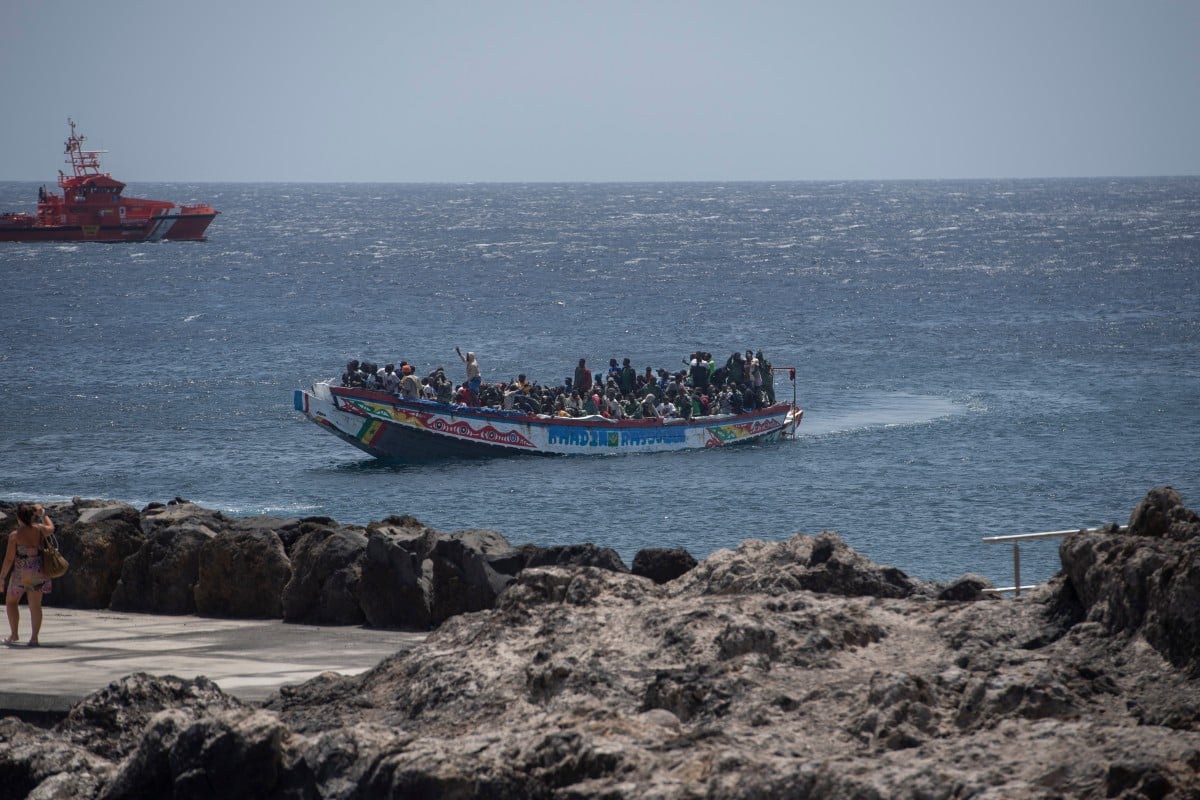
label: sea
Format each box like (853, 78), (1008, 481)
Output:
(2, 178), (1197, 588)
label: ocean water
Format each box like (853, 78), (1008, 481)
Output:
(1, 178), (1197, 587)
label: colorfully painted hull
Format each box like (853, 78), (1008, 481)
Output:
(295, 383), (802, 461)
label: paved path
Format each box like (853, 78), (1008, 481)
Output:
(0, 608), (426, 714)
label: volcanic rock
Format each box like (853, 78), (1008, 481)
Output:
(280, 521), (367, 625)
(524, 542), (629, 572)
(110, 503), (219, 614)
(631, 546), (698, 584)
(3, 487), (1199, 798)
(194, 518), (292, 618)
(54, 500), (144, 609)
(359, 518), (431, 629)
(1056, 484), (1200, 677)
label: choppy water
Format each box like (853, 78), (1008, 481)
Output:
(2, 178), (1197, 586)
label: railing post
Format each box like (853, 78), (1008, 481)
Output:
(982, 527), (1124, 597)
(1012, 543), (1021, 598)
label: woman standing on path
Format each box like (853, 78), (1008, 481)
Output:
(0, 503), (55, 646)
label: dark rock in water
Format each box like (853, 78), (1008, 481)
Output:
(195, 519), (292, 618)
(524, 542), (629, 572)
(632, 546), (698, 584)
(281, 522), (367, 625)
(110, 505), (217, 614)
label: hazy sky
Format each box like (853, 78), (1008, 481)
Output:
(3, 0), (1198, 182)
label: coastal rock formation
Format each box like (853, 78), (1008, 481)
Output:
(631, 546), (698, 584)
(1056, 485), (1200, 678)
(1, 487), (1197, 798)
(52, 500), (144, 609)
(524, 542), (630, 572)
(109, 501), (217, 615)
(280, 520), (368, 625)
(0, 499), (639, 629)
(359, 516), (433, 628)
(194, 518), (292, 618)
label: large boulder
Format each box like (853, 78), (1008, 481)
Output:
(194, 517), (292, 618)
(58, 673), (246, 762)
(281, 522), (367, 625)
(674, 531), (929, 599)
(631, 547), (698, 584)
(1057, 486), (1200, 676)
(360, 518), (527, 629)
(110, 504), (219, 614)
(48, 500), (144, 609)
(426, 528), (527, 625)
(359, 517), (431, 629)
(524, 543), (629, 573)
(99, 707), (305, 800)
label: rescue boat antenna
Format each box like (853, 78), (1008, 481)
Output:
(64, 118), (107, 178)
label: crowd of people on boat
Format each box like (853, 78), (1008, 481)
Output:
(339, 349), (783, 420)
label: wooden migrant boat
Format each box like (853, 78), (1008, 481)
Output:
(294, 378), (802, 462)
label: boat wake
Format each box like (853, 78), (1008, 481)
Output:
(800, 392), (965, 437)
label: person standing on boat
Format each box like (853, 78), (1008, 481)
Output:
(757, 351), (775, 403)
(456, 347), (481, 405)
(381, 364), (401, 394)
(574, 359), (592, 397)
(1, 503), (55, 646)
(619, 358), (636, 395)
(399, 365), (422, 399)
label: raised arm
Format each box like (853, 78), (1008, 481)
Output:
(35, 508), (54, 538)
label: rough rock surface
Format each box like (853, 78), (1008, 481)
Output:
(525, 542), (630, 573)
(53, 500), (145, 609)
(2, 487), (1198, 799)
(194, 518), (293, 618)
(109, 500), (219, 614)
(632, 546), (698, 584)
(1, 499), (624, 629)
(280, 521), (368, 625)
(1056, 485), (1200, 678)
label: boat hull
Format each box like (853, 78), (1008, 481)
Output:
(295, 383), (801, 461)
(0, 210), (217, 242)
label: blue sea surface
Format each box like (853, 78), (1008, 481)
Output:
(1, 178), (1197, 586)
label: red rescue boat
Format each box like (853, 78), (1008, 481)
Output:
(0, 119), (218, 243)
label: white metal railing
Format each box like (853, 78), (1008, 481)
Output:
(981, 526), (1126, 597)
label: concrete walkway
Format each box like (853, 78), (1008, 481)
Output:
(0, 608), (426, 715)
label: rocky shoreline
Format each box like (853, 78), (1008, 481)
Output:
(0, 487), (1197, 798)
